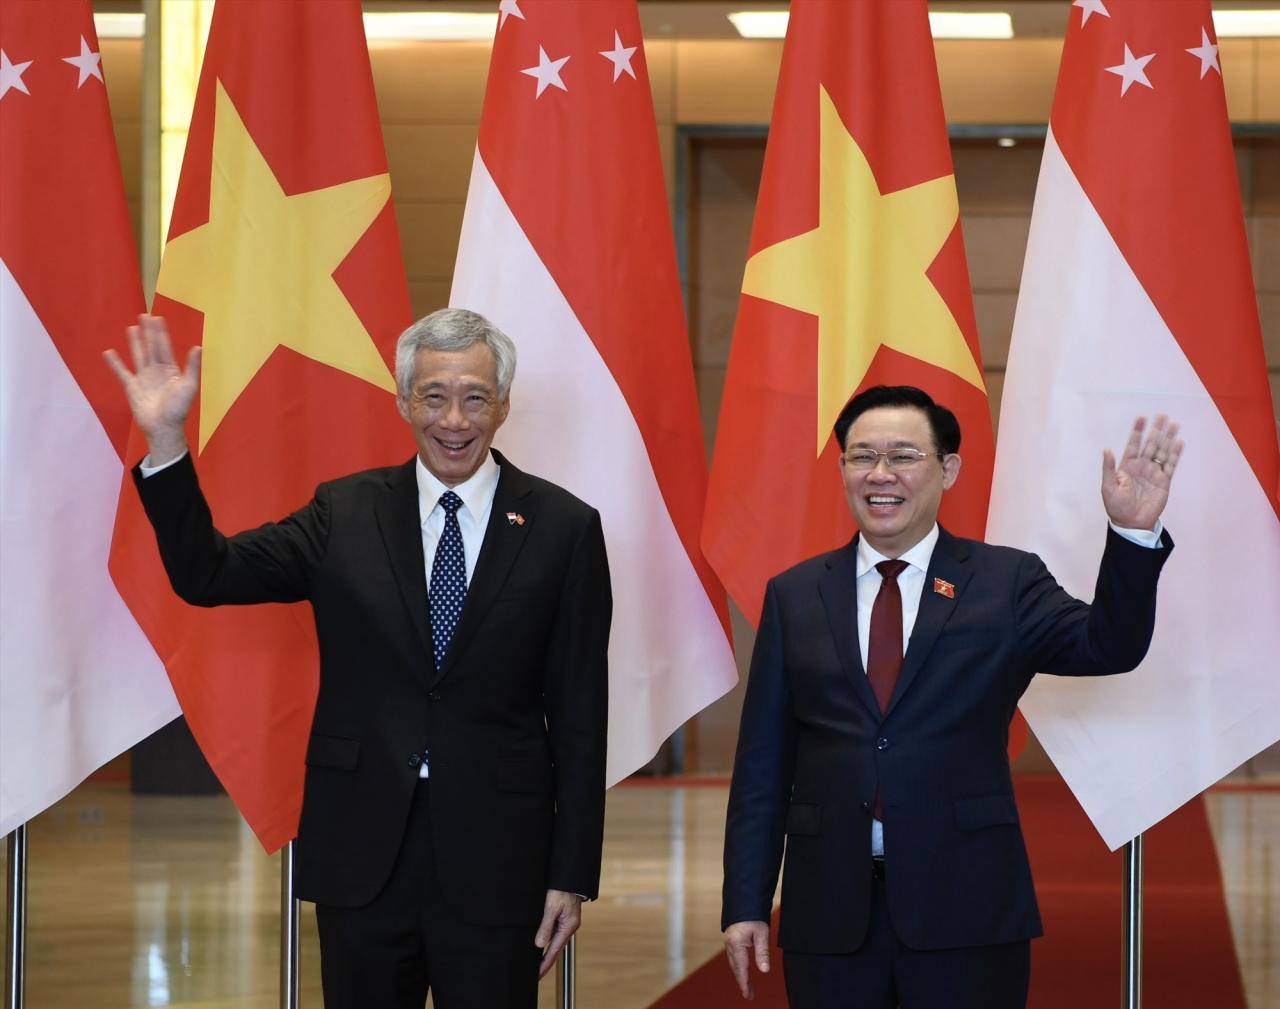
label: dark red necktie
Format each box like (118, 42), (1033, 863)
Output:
(867, 559), (908, 820)
(867, 559), (909, 715)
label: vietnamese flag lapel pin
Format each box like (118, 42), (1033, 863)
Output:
(933, 577), (955, 599)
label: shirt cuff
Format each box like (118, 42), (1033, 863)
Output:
(139, 450), (189, 477)
(1109, 520), (1163, 548)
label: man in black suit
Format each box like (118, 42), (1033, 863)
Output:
(106, 309), (611, 1009)
(721, 385), (1181, 1009)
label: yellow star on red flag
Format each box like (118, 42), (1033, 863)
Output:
(156, 80), (396, 451)
(741, 85), (985, 456)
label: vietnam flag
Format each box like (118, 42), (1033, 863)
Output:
(988, 0), (1280, 849)
(0, 0), (178, 836)
(703, 0), (995, 627)
(108, 1), (412, 851)
(450, 0), (737, 783)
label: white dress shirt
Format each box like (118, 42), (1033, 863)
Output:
(854, 521), (1162, 856)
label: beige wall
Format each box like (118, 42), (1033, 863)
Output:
(98, 25), (1280, 776)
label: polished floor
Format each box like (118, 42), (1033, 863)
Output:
(4, 777), (1277, 1008)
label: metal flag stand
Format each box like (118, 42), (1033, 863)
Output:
(281, 840), (299, 1009)
(4, 825), (26, 1009)
(1122, 834), (1143, 1009)
(557, 934), (576, 1009)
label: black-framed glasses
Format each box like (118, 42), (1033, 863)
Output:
(841, 448), (944, 471)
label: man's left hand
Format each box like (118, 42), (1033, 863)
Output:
(1102, 414), (1183, 531)
(535, 889), (582, 979)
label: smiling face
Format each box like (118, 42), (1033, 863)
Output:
(396, 343), (509, 486)
(839, 405), (961, 557)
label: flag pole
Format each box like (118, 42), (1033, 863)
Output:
(4, 825), (26, 1009)
(1121, 834), (1143, 1009)
(556, 934), (576, 1009)
(280, 840), (299, 1009)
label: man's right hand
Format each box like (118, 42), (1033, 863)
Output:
(103, 314), (201, 466)
(723, 920), (771, 1000)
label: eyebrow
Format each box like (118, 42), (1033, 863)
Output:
(414, 380), (495, 393)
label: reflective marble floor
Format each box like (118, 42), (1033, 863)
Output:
(3, 777), (1276, 1008)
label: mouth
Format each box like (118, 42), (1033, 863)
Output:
(866, 494), (905, 512)
(432, 436), (474, 455)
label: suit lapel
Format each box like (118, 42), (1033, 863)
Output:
(885, 526), (972, 717)
(428, 450), (534, 689)
(819, 538), (883, 721)
(375, 459), (434, 676)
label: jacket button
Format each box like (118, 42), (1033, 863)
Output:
(876, 737), (890, 751)
(429, 691), (442, 701)
(407, 754), (421, 768)
(861, 801), (871, 812)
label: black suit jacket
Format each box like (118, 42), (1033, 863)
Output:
(136, 448), (611, 925)
(722, 525), (1171, 953)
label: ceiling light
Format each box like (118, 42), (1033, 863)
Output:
(997, 137), (1017, 148)
(726, 11), (790, 39)
(928, 12), (1013, 40)
(728, 11), (1013, 41)
(93, 12), (145, 39)
(1212, 10), (1280, 37)
(362, 12), (498, 42)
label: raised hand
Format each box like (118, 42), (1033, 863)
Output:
(103, 315), (201, 466)
(1101, 415), (1183, 531)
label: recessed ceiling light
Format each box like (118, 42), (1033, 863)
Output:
(997, 137), (1017, 148)
(362, 12), (498, 42)
(93, 12), (145, 39)
(728, 10), (1013, 41)
(1212, 10), (1280, 37)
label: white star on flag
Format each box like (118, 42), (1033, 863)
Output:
(1072, 0), (1110, 26)
(62, 36), (103, 88)
(498, 0), (524, 31)
(1105, 44), (1155, 96)
(599, 31), (637, 82)
(520, 46), (570, 98)
(1185, 27), (1220, 79)
(0, 49), (34, 100)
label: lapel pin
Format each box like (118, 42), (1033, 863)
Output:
(933, 577), (955, 598)
(506, 512), (525, 526)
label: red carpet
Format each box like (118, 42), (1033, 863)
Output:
(647, 775), (1246, 1009)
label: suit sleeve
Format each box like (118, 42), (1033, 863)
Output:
(542, 508), (611, 900)
(1017, 526), (1173, 676)
(132, 452), (329, 606)
(722, 579), (796, 929)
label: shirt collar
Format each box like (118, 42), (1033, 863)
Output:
(414, 451), (500, 526)
(856, 523), (940, 578)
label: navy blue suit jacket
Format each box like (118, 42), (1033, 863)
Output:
(722, 525), (1171, 953)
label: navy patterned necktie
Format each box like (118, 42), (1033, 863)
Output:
(429, 491), (467, 669)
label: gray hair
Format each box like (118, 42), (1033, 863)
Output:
(394, 308), (517, 400)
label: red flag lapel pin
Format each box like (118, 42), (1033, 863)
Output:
(933, 578), (955, 599)
(506, 512), (525, 526)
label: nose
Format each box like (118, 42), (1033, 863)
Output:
(440, 398), (470, 428)
(866, 458), (897, 480)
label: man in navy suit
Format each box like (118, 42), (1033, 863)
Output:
(721, 385), (1181, 1009)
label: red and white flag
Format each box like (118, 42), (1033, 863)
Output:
(451, 0), (737, 783)
(988, 0), (1280, 849)
(0, 0), (178, 835)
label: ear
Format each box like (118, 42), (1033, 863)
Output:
(941, 453), (962, 490)
(396, 396), (412, 424)
(495, 394), (511, 429)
